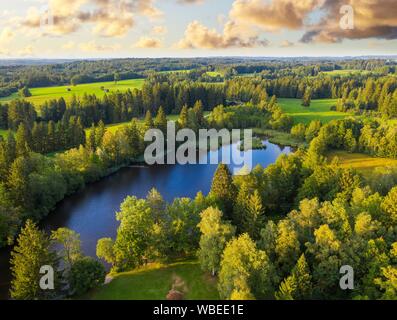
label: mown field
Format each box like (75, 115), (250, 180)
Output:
(327, 150), (397, 177)
(0, 79), (145, 107)
(88, 259), (219, 300)
(278, 98), (349, 124)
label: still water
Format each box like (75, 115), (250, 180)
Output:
(0, 140), (291, 299)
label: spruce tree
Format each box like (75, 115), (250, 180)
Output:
(10, 220), (59, 300)
(292, 254), (312, 299)
(15, 123), (31, 157)
(154, 106), (167, 134)
(177, 105), (188, 129)
(210, 163), (236, 218)
(143, 110), (154, 132)
(244, 190), (265, 240)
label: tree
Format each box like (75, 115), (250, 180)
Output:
(143, 110), (154, 132)
(177, 105), (188, 129)
(114, 72), (120, 84)
(381, 186), (397, 224)
(51, 228), (82, 270)
(95, 120), (106, 148)
(197, 207), (235, 276)
(96, 238), (115, 266)
(10, 220), (59, 300)
(302, 87), (312, 107)
(243, 190), (265, 240)
(291, 123), (306, 141)
(275, 220), (301, 274)
(305, 120), (322, 142)
(112, 196), (154, 271)
(19, 86), (32, 98)
(275, 274), (297, 300)
(69, 256), (106, 296)
(218, 234), (277, 300)
(154, 106), (167, 134)
(70, 76), (78, 86)
(87, 124), (97, 152)
(15, 123), (31, 157)
(209, 164), (236, 217)
(291, 254), (312, 299)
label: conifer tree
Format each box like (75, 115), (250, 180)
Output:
(154, 106), (167, 134)
(10, 220), (59, 300)
(244, 190), (265, 240)
(177, 105), (188, 129)
(143, 110), (154, 132)
(210, 164), (236, 218)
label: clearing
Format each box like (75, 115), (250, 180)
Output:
(278, 98), (349, 125)
(88, 259), (219, 300)
(327, 150), (397, 177)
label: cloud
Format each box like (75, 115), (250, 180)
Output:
(230, 0), (325, 31)
(19, 0), (162, 37)
(177, 20), (268, 49)
(62, 41), (76, 49)
(152, 25), (167, 35)
(299, 0), (397, 43)
(18, 45), (34, 56)
(225, 0), (397, 43)
(0, 27), (15, 43)
(177, 0), (204, 4)
(134, 36), (162, 48)
(79, 40), (121, 52)
(280, 40), (294, 47)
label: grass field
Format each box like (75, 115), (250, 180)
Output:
(320, 70), (370, 77)
(278, 98), (349, 124)
(205, 71), (223, 77)
(0, 79), (145, 107)
(88, 259), (219, 300)
(327, 150), (397, 176)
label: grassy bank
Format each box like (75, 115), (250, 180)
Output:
(253, 128), (307, 148)
(88, 259), (219, 300)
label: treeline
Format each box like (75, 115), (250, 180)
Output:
(225, 75), (397, 118)
(306, 117), (397, 161)
(0, 81), (225, 131)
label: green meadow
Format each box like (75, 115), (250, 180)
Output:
(327, 150), (397, 177)
(278, 98), (349, 124)
(0, 79), (145, 107)
(88, 259), (219, 300)
(320, 69), (370, 77)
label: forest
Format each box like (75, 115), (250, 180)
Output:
(1, 57), (396, 301)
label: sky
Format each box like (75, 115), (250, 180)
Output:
(0, 0), (396, 59)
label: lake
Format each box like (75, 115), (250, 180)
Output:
(0, 139), (291, 299)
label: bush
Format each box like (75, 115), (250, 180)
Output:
(70, 256), (106, 296)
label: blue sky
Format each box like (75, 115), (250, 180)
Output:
(0, 0), (396, 58)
